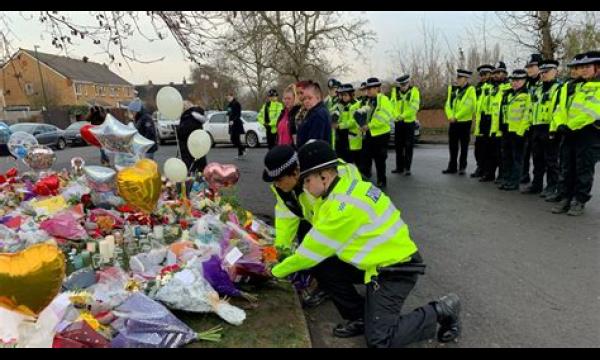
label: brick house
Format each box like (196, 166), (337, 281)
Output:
(0, 48), (135, 111)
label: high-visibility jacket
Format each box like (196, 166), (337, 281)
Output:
(324, 96), (340, 113)
(365, 93), (394, 136)
(390, 86), (420, 123)
(346, 101), (364, 151)
(445, 84), (477, 122)
(531, 80), (561, 127)
(566, 78), (600, 131)
(502, 88), (531, 137)
(551, 79), (583, 132)
(257, 101), (284, 133)
(272, 160), (362, 250)
(474, 82), (494, 136)
(271, 175), (419, 284)
(489, 82), (512, 137)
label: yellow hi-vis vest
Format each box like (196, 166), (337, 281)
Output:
(566, 79), (600, 131)
(346, 101), (364, 151)
(271, 160), (362, 250)
(272, 175), (419, 284)
(551, 80), (582, 132)
(502, 89), (532, 137)
(445, 84), (477, 122)
(474, 82), (494, 136)
(532, 81), (561, 127)
(390, 86), (420, 123)
(257, 101), (284, 133)
(366, 93), (394, 136)
(490, 82), (512, 137)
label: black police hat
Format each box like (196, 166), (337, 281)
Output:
(298, 140), (339, 179)
(477, 64), (494, 73)
(267, 88), (278, 97)
(359, 82), (367, 90)
(525, 53), (543, 68)
(338, 83), (355, 93)
(456, 69), (473, 78)
(262, 145), (299, 182)
(395, 75), (410, 86)
(575, 50), (600, 66)
(491, 61), (507, 74)
(365, 77), (382, 88)
(509, 69), (528, 80)
(328, 78), (340, 88)
(539, 59), (559, 73)
(567, 53), (585, 68)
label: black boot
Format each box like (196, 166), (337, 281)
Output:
(470, 168), (482, 178)
(521, 184), (542, 194)
(442, 168), (457, 174)
(302, 288), (330, 309)
(551, 199), (571, 214)
(333, 319), (365, 338)
(545, 193), (562, 202)
(391, 168), (404, 174)
(566, 200), (585, 216)
(433, 293), (461, 343)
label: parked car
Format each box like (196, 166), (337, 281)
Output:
(153, 111), (179, 144)
(389, 119), (421, 146)
(203, 110), (266, 148)
(9, 122), (67, 150)
(64, 121), (91, 146)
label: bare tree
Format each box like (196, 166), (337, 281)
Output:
(560, 11), (600, 65)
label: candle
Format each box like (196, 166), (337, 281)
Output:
(98, 240), (110, 263)
(153, 225), (164, 240)
(81, 250), (91, 267)
(86, 241), (97, 253)
(105, 236), (115, 259)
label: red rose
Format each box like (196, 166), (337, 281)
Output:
(6, 168), (17, 178)
(0, 175), (6, 184)
(179, 219), (188, 229)
(81, 194), (92, 206)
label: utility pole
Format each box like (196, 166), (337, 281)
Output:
(33, 45), (49, 111)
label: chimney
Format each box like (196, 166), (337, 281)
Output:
(183, 77), (187, 85)
(148, 80), (153, 86)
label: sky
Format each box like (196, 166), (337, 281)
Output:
(2, 11), (514, 85)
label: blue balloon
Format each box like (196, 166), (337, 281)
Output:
(16, 146), (28, 159)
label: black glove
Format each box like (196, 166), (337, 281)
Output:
(557, 125), (570, 134)
(331, 112), (340, 124)
(353, 111), (367, 127)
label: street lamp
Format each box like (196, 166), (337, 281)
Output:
(33, 45), (49, 111)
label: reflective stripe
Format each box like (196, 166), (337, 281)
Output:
(297, 244), (326, 262)
(351, 218), (406, 264)
(336, 204), (397, 256)
(372, 114), (387, 124)
(276, 208), (297, 219)
(308, 228), (341, 250)
(379, 108), (393, 120)
(587, 97), (600, 105)
(571, 103), (600, 119)
(333, 194), (377, 219)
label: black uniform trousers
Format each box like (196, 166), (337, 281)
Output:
(484, 136), (501, 180)
(447, 121), (472, 171)
(335, 129), (352, 164)
(394, 122), (416, 172)
(530, 125), (559, 192)
(230, 133), (246, 156)
(266, 127), (276, 149)
(364, 132), (390, 185)
(502, 132), (526, 187)
(474, 115), (492, 174)
(313, 254), (438, 348)
(521, 130), (533, 183)
(557, 124), (600, 204)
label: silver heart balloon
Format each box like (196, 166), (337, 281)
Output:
(23, 145), (56, 171)
(89, 114), (137, 154)
(83, 165), (116, 192)
(132, 133), (155, 157)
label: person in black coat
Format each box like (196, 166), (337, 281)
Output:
(128, 99), (159, 159)
(177, 102), (208, 174)
(86, 105), (110, 165)
(296, 82), (332, 147)
(226, 92), (246, 158)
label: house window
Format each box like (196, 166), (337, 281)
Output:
(95, 85), (100, 96)
(110, 87), (116, 97)
(25, 83), (34, 95)
(75, 83), (82, 95)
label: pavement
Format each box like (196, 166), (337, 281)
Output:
(2, 141), (599, 348)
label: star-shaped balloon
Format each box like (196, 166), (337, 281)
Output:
(90, 114), (136, 154)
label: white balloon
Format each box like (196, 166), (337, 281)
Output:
(163, 157), (188, 183)
(187, 129), (211, 159)
(156, 86), (183, 120)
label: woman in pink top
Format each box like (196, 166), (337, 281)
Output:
(276, 84), (301, 147)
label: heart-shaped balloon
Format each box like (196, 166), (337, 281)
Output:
(116, 159), (161, 214)
(0, 244), (66, 316)
(202, 162), (240, 191)
(83, 166), (116, 192)
(33, 174), (60, 196)
(80, 124), (101, 147)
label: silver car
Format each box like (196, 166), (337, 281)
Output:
(64, 121), (91, 146)
(9, 122), (67, 150)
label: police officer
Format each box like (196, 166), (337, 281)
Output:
(472, 64), (495, 178)
(324, 79), (341, 113)
(270, 140), (461, 347)
(521, 54), (544, 185)
(357, 82), (368, 104)
(487, 62), (511, 183)
(362, 77), (395, 188)
(443, 69), (477, 175)
(332, 83), (358, 164)
(499, 69), (532, 191)
(263, 145), (362, 308)
(522, 59), (562, 196)
(390, 75), (421, 176)
(257, 89), (285, 149)
(551, 50), (600, 216)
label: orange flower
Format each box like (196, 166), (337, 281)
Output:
(262, 246), (278, 263)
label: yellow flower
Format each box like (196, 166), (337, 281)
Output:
(69, 291), (93, 306)
(76, 311), (102, 331)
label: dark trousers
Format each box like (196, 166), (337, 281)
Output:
(447, 121), (472, 171)
(266, 127), (276, 149)
(482, 136), (500, 180)
(531, 125), (559, 192)
(521, 130), (533, 182)
(230, 133), (246, 156)
(394, 122), (416, 172)
(351, 149), (369, 177)
(474, 116), (492, 173)
(335, 129), (352, 164)
(364, 132), (390, 185)
(557, 125), (600, 203)
(502, 132), (526, 187)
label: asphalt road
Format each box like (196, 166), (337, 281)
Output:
(2, 141), (599, 348)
